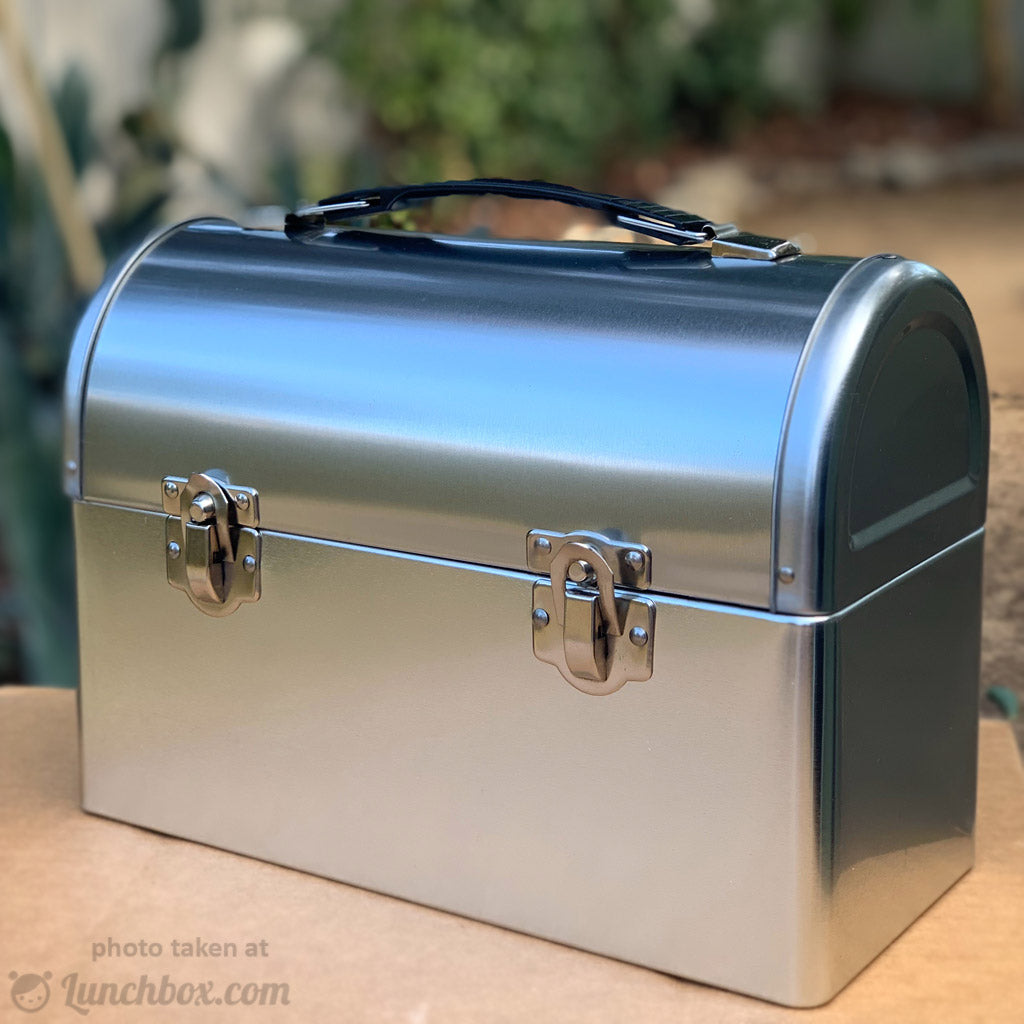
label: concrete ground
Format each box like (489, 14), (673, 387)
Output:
(752, 181), (1024, 746)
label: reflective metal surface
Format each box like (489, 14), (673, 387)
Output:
(71, 221), (858, 609)
(818, 529), (982, 993)
(62, 219), (233, 500)
(75, 501), (982, 1006)
(773, 255), (988, 613)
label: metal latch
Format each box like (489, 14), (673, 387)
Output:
(162, 471), (261, 617)
(528, 530), (655, 696)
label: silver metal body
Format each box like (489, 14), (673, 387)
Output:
(66, 220), (988, 1006)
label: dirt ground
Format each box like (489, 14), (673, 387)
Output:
(752, 181), (1024, 747)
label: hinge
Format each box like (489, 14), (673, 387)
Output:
(162, 471), (261, 617)
(528, 530), (655, 696)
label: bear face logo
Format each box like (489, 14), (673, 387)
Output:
(8, 972), (52, 1013)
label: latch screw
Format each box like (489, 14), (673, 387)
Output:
(167, 541), (181, 559)
(163, 481), (179, 499)
(629, 627), (649, 647)
(242, 555), (257, 574)
(625, 550), (645, 572)
(532, 536), (552, 555)
(532, 608), (550, 629)
(189, 492), (217, 522)
(568, 559), (596, 584)
(235, 493), (250, 511)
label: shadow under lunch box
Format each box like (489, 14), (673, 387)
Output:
(65, 179), (988, 1007)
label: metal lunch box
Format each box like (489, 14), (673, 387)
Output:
(65, 179), (988, 1006)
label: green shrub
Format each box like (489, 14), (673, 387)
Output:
(325, 0), (810, 185)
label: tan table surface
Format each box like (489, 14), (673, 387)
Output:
(1, 687), (1022, 1022)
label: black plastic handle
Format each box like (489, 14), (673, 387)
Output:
(285, 177), (799, 260)
(287, 177), (729, 246)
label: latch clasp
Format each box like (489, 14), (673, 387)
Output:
(529, 530), (655, 696)
(163, 471), (261, 617)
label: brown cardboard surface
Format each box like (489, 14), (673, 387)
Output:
(1, 686), (1022, 1023)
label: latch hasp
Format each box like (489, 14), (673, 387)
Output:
(163, 471), (261, 617)
(529, 530), (655, 696)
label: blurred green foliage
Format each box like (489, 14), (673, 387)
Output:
(829, 0), (944, 36)
(325, 0), (811, 184)
(0, 0), (203, 685)
(0, 114), (79, 685)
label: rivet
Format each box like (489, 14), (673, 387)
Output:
(167, 541), (181, 559)
(532, 608), (549, 629)
(629, 626), (648, 647)
(235, 493), (250, 510)
(533, 536), (552, 555)
(568, 559), (595, 584)
(777, 566), (796, 584)
(625, 550), (645, 572)
(65, 460), (78, 474)
(163, 481), (179, 498)
(242, 555), (257, 574)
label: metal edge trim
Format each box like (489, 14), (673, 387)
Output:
(769, 254), (893, 611)
(769, 253), (916, 614)
(62, 217), (239, 499)
(771, 255), (986, 615)
(70, 498), (982, 626)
